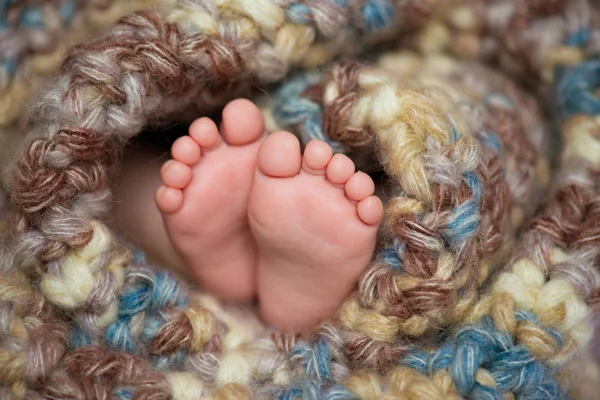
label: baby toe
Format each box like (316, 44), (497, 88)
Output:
(326, 154), (355, 185)
(257, 131), (302, 178)
(345, 171), (375, 202)
(160, 160), (192, 189)
(357, 196), (384, 226)
(155, 186), (184, 214)
(172, 136), (201, 165)
(189, 117), (222, 149)
(302, 140), (333, 174)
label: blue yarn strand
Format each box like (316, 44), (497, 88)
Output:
(362, 0), (395, 33)
(557, 60), (600, 116)
(401, 316), (564, 398)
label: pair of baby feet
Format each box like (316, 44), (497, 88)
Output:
(155, 99), (384, 331)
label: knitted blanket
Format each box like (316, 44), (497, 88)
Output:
(1, 1), (600, 399)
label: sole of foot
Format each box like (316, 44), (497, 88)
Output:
(249, 131), (384, 331)
(155, 99), (265, 301)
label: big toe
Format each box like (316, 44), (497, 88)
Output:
(257, 131), (302, 178)
(221, 99), (265, 146)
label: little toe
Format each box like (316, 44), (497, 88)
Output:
(156, 186), (184, 214)
(302, 140), (333, 174)
(172, 136), (201, 165)
(357, 196), (384, 226)
(345, 171), (375, 202)
(257, 131), (301, 178)
(160, 160), (192, 189)
(326, 154), (355, 185)
(189, 117), (222, 150)
(221, 99), (265, 146)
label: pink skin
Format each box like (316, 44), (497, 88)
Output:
(156, 99), (264, 301)
(249, 132), (383, 331)
(156, 99), (384, 331)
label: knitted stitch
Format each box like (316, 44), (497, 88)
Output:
(1, 0), (599, 399)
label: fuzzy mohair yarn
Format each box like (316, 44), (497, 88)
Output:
(0, 0), (165, 233)
(0, 0), (166, 128)
(1, 0), (600, 399)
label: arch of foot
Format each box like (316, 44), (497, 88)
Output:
(1, 0), (420, 397)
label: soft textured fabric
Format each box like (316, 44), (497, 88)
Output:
(1, 1), (600, 398)
(0, 0), (166, 124)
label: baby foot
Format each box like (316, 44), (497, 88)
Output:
(155, 99), (264, 301)
(249, 132), (384, 331)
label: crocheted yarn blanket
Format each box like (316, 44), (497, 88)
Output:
(1, 0), (600, 399)
(1, 0), (164, 126)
